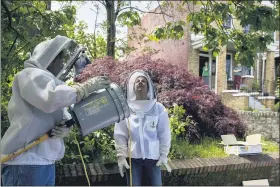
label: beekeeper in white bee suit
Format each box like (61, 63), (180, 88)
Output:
(114, 70), (171, 186)
(1, 35), (111, 186)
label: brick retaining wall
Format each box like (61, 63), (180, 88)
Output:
(56, 153), (279, 186)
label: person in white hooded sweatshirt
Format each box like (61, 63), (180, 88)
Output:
(1, 35), (111, 186)
(114, 70), (171, 186)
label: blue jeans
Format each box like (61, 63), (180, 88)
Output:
(202, 76), (209, 86)
(126, 158), (162, 186)
(1, 164), (55, 186)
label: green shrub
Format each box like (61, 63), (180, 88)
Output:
(168, 105), (196, 139)
(252, 81), (260, 92)
(244, 107), (254, 111)
(240, 86), (249, 92)
(275, 102), (280, 112)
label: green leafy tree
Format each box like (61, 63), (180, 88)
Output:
(151, 0), (279, 67)
(1, 1), (77, 135)
(94, 1), (175, 58)
(64, 21), (107, 60)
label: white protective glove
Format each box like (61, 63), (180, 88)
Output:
(72, 76), (111, 102)
(117, 156), (130, 177)
(156, 154), (172, 173)
(115, 144), (130, 177)
(50, 125), (73, 139)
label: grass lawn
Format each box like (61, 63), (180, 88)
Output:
(171, 137), (279, 159)
(262, 138), (279, 153)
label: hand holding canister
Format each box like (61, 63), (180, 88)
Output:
(72, 76), (111, 102)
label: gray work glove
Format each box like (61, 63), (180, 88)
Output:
(156, 154), (172, 172)
(72, 76), (111, 102)
(117, 156), (130, 177)
(50, 125), (73, 139)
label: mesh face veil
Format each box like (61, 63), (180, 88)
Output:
(24, 35), (81, 77)
(127, 70), (156, 101)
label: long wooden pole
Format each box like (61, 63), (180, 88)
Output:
(1, 134), (50, 164)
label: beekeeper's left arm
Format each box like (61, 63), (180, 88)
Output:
(18, 71), (77, 114)
(156, 104), (172, 172)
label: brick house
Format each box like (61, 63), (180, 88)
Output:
(127, 1), (279, 111)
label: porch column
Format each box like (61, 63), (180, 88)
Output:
(188, 48), (200, 76)
(209, 52), (212, 90)
(256, 53), (260, 82)
(265, 50), (275, 94)
(215, 45), (227, 94)
(262, 54), (266, 91)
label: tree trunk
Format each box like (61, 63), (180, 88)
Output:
(106, 1), (116, 58)
(46, 0), (51, 10)
(93, 5), (100, 59)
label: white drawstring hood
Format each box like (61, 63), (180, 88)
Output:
(1, 35), (78, 165)
(114, 70), (171, 161)
(126, 70), (157, 114)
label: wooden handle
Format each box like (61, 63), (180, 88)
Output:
(1, 134), (49, 164)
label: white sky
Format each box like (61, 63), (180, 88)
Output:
(52, 1), (159, 37)
(51, 0), (274, 45)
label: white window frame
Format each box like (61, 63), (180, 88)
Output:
(223, 14), (232, 29)
(274, 31), (279, 42)
(199, 53), (209, 57)
(244, 25), (250, 33)
(226, 53), (233, 80)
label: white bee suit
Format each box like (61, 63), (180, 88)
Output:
(114, 70), (171, 161)
(1, 36), (78, 165)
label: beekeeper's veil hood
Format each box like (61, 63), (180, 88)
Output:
(126, 70), (157, 113)
(24, 35), (79, 73)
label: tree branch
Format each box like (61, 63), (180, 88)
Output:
(11, 42), (31, 61)
(157, 0), (167, 23)
(97, 0), (106, 7)
(22, 3), (52, 25)
(186, 1), (194, 14)
(1, 0), (22, 38)
(7, 35), (19, 57)
(115, 0), (121, 18)
(118, 6), (172, 17)
(93, 4), (100, 59)
(11, 6), (20, 13)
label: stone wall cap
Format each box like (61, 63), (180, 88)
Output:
(257, 96), (276, 100)
(237, 110), (279, 117)
(233, 93), (250, 97)
(241, 75), (254, 78)
(248, 92), (260, 96)
(222, 90), (240, 93)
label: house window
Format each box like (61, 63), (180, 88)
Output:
(240, 65), (254, 77)
(242, 66), (252, 75)
(244, 25), (250, 33)
(223, 14), (232, 29)
(226, 54), (233, 80)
